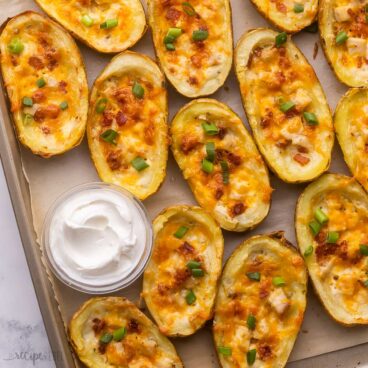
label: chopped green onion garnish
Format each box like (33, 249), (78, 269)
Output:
(247, 349), (257, 365)
(182, 2), (196, 16)
(8, 38), (24, 54)
(113, 327), (127, 341)
(22, 97), (33, 107)
(187, 260), (201, 269)
(304, 245), (314, 257)
(131, 157), (149, 171)
(202, 122), (219, 135)
(360, 244), (368, 256)
(272, 276), (286, 287)
(336, 31), (348, 45)
(202, 158), (214, 173)
(100, 19), (118, 29)
(132, 82), (145, 99)
(36, 78), (46, 88)
(185, 289), (196, 305)
(174, 226), (189, 239)
(192, 268), (204, 277)
(246, 272), (261, 281)
(206, 142), (216, 162)
(81, 14), (94, 27)
(309, 220), (321, 236)
(220, 160), (229, 185)
(100, 129), (119, 145)
(315, 208), (328, 225)
(96, 98), (108, 113)
(218, 346), (232, 356)
(192, 29), (208, 41)
(247, 315), (256, 330)
(60, 101), (68, 110)
(326, 231), (339, 244)
(100, 332), (113, 344)
(280, 101), (295, 113)
(23, 113), (33, 126)
(165, 43), (176, 51)
(363, 280), (368, 287)
(294, 3), (304, 13)
(303, 111), (319, 126)
(164, 27), (182, 44)
(275, 32), (287, 47)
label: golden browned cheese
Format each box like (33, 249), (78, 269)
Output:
(0, 11), (88, 157)
(296, 173), (368, 325)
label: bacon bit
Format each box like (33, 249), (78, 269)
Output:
(258, 344), (272, 360)
(92, 318), (106, 334)
(128, 319), (140, 333)
(28, 56), (44, 70)
(218, 127), (227, 139)
(260, 109), (273, 128)
(41, 126), (50, 134)
(145, 124), (155, 145)
(365, 143), (368, 153)
(102, 111), (114, 127)
(231, 203), (246, 217)
(113, 87), (141, 121)
(180, 134), (199, 154)
(106, 151), (122, 170)
(157, 283), (170, 295)
(98, 342), (107, 354)
(276, 138), (291, 149)
(315, 231), (326, 244)
(278, 47), (291, 68)
(34, 104), (60, 122)
(190, 54), (203, 68)
(116, 111), (127, 126)
(161, 0), (171, 6)
(215, 188), (224, 200)
(173, 268), (191, 287)
(316, 242), (339, 263)
(227, 152), (242, 166)
(32, 90), (46, 103)
(293, 153), (310, 166)
(313, 42), (319, 60)
(178, 241), (195, 255)
(166, 7), (181, 22)
(259, 280), (271, 299)
(10, 55), (18, 67)
(189, 76), (198, 85)
(45, 48), (59, 70)
(59, 81), (67, 93)
(297, 146), (309, 154)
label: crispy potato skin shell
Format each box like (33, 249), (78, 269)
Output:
(69, 297), (184, 368)
(235, 28), (333, 183)
(143, 205), (224, 336)
(34, 0), (147, 53)
(0, 11), (88, 158)
(213, 232), (307, 368)
(295, 173), (368, 326)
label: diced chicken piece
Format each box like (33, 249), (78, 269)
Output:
(292, 89), (312, 111)
(268, 288), (290, 314)
(347, 37), (366, 56)
(334, 6), (352, 22)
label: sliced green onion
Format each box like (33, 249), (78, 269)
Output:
(360, 244), (368, 256)
(303, 111), (319, 126)
(131, 157), (149, 171)
(22, 97), (33, 107)
(8, 38), (24, 54)
(192, 269), (204, 277)
(247, 315), (256, 330)
(363, 280), (368, 287)
(100, 19), (118, 29)
(60, 101), (68, 110)
(275, 32), (287, 47)
(81, 14), (94, 27)
(113, 327), (127, 341)
(206, 142), (216, 162)
(246, 272), (261, 281)
(192, 29), (208, 41)
(272, 276), (286, 287)
(294, 3), (304, 12)
(336, 31), (348, 45)
(100, 332), (113, 344)
(100, 129), (119, 145)
(304, 245), (314, 257)
(218, 346), (232, 357)
(182, 2), (196, 16)
(202, 122), (219, 135)
(185, 289), (196, 305)
(220, 160), (229, 185)
(315, 208), (328, 225)
(174, 226), (189, 239)
(165, 43), (176, 51)
(280, 101), (295, 113)
(164, 27), (182, 43)
(247, 349), (257, 365)
(132, 82), (145, 99)
(305, 22), (318, 33)
(23, 113), (33, 126)
(326, 231), (339, 244)
(96, 98), (108, 113)
(309, 220), (321, 236)
(202, 158), (214, 173)
(36, 78), (46, 88)
(187, 260), (201, 269)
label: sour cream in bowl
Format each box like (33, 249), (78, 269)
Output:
(42, 183), (153, 294)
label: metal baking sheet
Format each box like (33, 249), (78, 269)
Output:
(0, 0), (367, 367)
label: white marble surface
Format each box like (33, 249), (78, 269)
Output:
(0, 156), (368, 368)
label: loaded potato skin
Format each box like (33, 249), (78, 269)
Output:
(69, 297), (184, 368)
(170, 99), (272, 232)
(143, 205), (224, 336)
(296, 173), (368, 325)
(147, 0), (233, 97)
(0, 11), (88, 157)
(235, 28), (334, 183)
(35, 0), (147, 53)
(213, 232), (307, 368)
(87, 51), (168, 200)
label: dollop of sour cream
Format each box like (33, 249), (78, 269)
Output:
(48, 188), (148, 287)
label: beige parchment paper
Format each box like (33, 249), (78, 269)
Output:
(2, 0), (367, 366)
